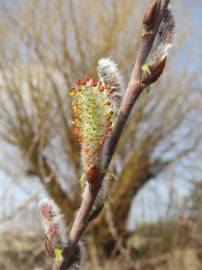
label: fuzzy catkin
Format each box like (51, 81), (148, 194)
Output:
(71, 78), (115, 182)
(38, 198), (67, 248)
(97, 58), (124, 114)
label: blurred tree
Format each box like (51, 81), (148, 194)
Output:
(186, 181), (202, 222)
(0, 0), (201, 263)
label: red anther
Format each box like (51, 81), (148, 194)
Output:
(90, 79), (96, 87)
(76, 79), (81, 85)
(100, 86), (105, 92)
(81, 79), (86, 85)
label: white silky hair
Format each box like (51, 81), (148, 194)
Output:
(38, 197), (68, 247)
(97, 58), (124, 112)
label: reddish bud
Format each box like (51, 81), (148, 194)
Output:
(149, 57), (166, 72)
(86, 165), (101, 184)
(81, 79), (86, 85)
(100, 86), (105, 92)
(90, 79), (96, 87)
(142, 57), (167, 85)
(143, 0), (159, 27)
(76, 79), (81, 85)
(85, 76), (90, 81)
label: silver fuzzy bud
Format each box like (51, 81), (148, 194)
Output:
(97, 58), (124, 114)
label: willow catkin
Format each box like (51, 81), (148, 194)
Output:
(70, 78), (116, 183)
(38, 198), (67, 249)
(97, 58), (124, 115)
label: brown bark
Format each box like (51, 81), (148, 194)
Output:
(89, 152), (151, 254)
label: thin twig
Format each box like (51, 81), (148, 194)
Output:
(60, 1), (171, 268)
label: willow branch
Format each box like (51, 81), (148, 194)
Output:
(60, 1), (171, 268)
